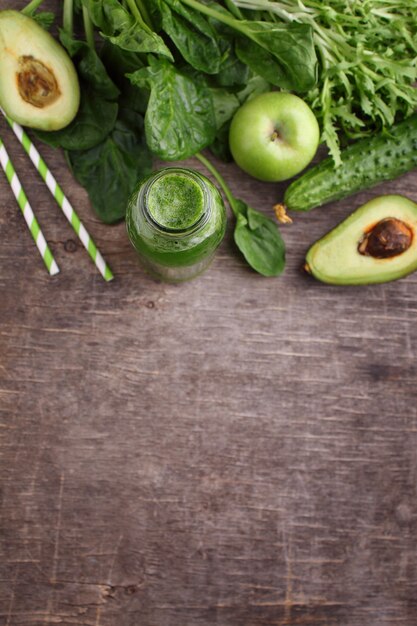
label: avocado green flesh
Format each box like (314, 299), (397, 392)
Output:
(0, 10), (80, 130)
(306, 195), (417, 285)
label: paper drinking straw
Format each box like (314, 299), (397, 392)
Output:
(0, 136), (60, 276)
(2, 110), (114, 282)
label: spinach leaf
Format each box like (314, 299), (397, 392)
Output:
(233, 199), (285, 276)
(83, 0), (132, 35)
(174, 0), (317, 92)
(77, 49), (120, 101)
(159, 0), (223, 74)
(67, 109), (152, 224)
(35, 89), (118, 151)
(129, 58), (216, 160)
(235, 22), (317, 92)
(35, 32), (120, 150)
(210, 123), (233, 162)
(209, 77), (270, 162)
(106, 24), (173, 60)
(196, 153), (286, 276)
(216, 49), (250, 87)
(210, 88), (240, 130)
(236, 74), (270, 104)
(101, 39), (145, 77)
(83, 0), (172, 59)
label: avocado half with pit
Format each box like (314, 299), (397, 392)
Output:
(305, 195), (417, 285)
(0, 10), (80, 130)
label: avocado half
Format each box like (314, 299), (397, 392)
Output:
(0, 10), (80, 130)
(305, 195), (417, 285)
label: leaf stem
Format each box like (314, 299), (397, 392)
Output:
(179, 0), (247, 36)
(126, 0), (151, 31)
(135, 0), (154, 30)
(62, 0), (73, 36)
(82, 5), (95, 49)
(223, 0), (244, 20)
(21, 0), (45, 14)
(196, 152), (238, 216)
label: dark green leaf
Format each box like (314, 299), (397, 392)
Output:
(129, 58), (216, 160)
(83, 0), (132, 35)
(101, 39), (145, 77)
(30, 11), (55, 30)
(160, 0), (222, 74)
(216, 49), (250, 87)
(236, 74), (270, 104)
(210, 88), (240, 130)
(59, 29), (86, 57)
(58, 31), (120, 100)
(67, 110), (152, 223)
(233, 200), (285, 276)
(78, 49), (120, 100)
(35, 90), (118, 151)
(106, 24), (173, 60)
(209, 78), (269, 162)
(210, 123), (233, 162)
(235, 22), (317, 92)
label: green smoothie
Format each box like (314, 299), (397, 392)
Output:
(147, 172), (205, 231)
(126, 167), (226, 282)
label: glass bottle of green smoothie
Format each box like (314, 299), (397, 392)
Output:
(126, 167), (226, 282)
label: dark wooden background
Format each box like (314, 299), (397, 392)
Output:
(1, 2), (417, 624)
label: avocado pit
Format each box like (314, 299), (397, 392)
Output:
(17, 55), (60, 108)
(358, 217), (412, 259)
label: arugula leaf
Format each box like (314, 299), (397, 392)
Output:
(67, 109), (152, 223)
(129, 58), (216, 160)
(233, 200), (286, 277)
(235, 0), (417, 162)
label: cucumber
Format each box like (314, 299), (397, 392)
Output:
(282, 114), (417, 212)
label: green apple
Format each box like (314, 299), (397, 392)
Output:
(229, 92), (320, 182)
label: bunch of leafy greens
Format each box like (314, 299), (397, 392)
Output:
(21, 0), (319, 276)
(233, 0), (417, 165)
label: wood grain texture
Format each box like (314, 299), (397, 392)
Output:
(1, 3), (417, 624)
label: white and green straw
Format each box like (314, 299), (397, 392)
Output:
(2, 110), (113, 282)
(0, 135), (60, 276)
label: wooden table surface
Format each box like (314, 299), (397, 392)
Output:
(1, 4), (417, 625)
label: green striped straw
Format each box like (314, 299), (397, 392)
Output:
(2, 110), (114, 282)
(0, 135), (60, 276)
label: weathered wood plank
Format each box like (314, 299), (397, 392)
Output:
(1, 2), (417, 624)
